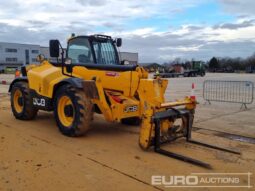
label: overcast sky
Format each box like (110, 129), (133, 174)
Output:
(0, 0), (255, 63)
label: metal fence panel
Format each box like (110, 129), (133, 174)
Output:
(203, 80), (254, 105)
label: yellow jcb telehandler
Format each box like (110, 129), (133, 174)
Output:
(9, 34), (239, 168)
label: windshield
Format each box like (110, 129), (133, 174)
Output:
(92, 40), (119, 65)
(67, 38), (94, 64)
(67, 37), (119, 65)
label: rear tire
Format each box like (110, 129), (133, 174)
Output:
(10, 81), (38, 120)
(54, 85), (93, 137)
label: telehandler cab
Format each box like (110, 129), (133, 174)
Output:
(9, 34), (240, 169)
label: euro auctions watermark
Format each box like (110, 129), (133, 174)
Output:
(151, 172), (252, 188)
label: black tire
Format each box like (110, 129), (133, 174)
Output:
(121, 117), (141, 126)
(11, 82), (38, 120)
(54, 85), (93, 137)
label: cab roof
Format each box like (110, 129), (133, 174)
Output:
(68, 34), (113, 42)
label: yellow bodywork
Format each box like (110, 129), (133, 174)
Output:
(26, 60), (196, 149)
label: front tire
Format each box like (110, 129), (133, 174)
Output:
(54, 85), (93, 137)
(10, 81), (38, 120)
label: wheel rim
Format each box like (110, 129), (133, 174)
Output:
(57, 96), (75, 127)
(13, 89), (24, 113)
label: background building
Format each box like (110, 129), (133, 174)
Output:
(0, 42), (40, 73)
(0, 42), (138, 73)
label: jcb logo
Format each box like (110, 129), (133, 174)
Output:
(33, 98), (46, 107)
(124, 105), (138, 113)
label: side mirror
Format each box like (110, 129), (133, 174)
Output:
(116, 38), (122, 47)
(49, 40), (60, 57)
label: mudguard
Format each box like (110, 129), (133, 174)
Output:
(8, 77), (28, 92)
(56, 78), (84, 90)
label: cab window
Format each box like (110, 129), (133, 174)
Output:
(67, 38), (93, 64)
(93, 40), (118, 65)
